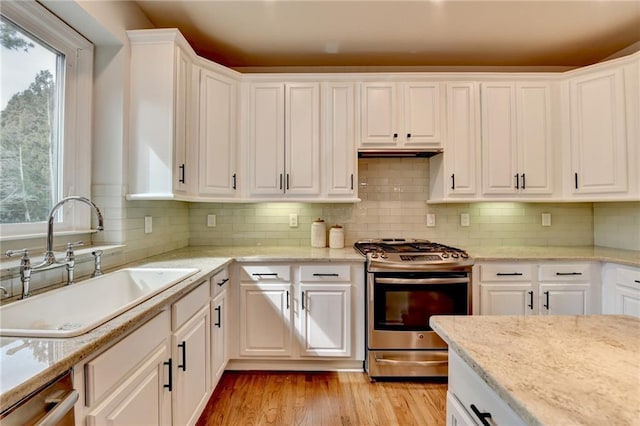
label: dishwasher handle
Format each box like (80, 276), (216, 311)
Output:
(35, 389), (78, 426)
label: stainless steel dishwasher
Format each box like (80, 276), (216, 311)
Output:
(0, 370), (77, 425)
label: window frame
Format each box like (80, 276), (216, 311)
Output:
(0, 0), (94, 240)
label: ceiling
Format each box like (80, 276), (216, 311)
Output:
(133, 0), (640, 71)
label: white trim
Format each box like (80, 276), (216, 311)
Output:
(0, 1), (94, 238)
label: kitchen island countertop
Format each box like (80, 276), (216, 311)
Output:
(430, 314), (640, 426)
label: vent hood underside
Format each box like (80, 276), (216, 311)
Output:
(357, 149), (443, 158)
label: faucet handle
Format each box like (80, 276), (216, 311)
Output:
(6, 249), (30, 264)
(65, 241), (83, 259)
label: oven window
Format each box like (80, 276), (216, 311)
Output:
(373, 283), (468, 331)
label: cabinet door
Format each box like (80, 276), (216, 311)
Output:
(173, 305), (210, 426)
(285, 83), (320, 195)
(481, 83), (518, 195)
(446, 391), (475, 426)
(612, 284), (640, 317)
(199, 68), (237, 196)
(539, 284), (590, 315)
(445, 82), (479, 196)
(239, 283), (292, 356)
(211, 290), (227, 386)
(299, 284), (351, 357)
(479, 283), (535, 315)
(325, 83), (356, 195)
(249, 83), (285, 195)
(360, 82), (398, 146)
(86, 343), (172, 426)
(402, 82), (442, 146)
(174, 45), (192, 194)
(516, 83), (553, 194)
(570, 68), (628, 194)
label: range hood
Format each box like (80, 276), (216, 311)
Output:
(357, 149), (443, 158)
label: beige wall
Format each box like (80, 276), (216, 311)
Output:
(189, 159), (595, 248)
(593, 202), (640, 251)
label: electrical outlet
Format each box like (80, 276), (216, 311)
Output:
(207, 214), (216, 227)
(460, 213), (470, 227)
(144, 216), (152, 234)
(289, 213), (298, 228)
(426, 213), (436, 227)
(542, 213), (551, 227)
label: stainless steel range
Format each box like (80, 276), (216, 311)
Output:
(354, 239), (473, 379)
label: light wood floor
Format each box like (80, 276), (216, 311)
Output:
(196, 371), (448, 426)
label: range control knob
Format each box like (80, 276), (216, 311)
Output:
(380, 253), (388, 259)
(441, 252), (449, 258)
(451, 252), (460, 259)
(461, 252), (469, 259)
(371, 253), (378, 259)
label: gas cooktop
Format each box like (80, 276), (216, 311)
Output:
(354, 239), (473, 271)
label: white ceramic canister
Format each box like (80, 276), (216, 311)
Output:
(311, 218), (327, 248)
(329, 225), (345, 249)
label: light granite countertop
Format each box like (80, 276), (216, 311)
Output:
(0, 246), (362, 410)
(430, 315), (640, 426)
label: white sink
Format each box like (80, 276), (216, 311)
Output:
(0, 267), (199, 338)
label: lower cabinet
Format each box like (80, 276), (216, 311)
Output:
(235, 262), (362, 362)
(477, 262), (595, 315)
(602, 263), (640, 317)
(447, 349), (524, 426)
(82, 279), (213, 426)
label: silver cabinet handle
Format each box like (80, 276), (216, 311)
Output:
(35, 389), (79, 426)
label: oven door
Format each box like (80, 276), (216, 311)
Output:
(368, 272), (470, 350)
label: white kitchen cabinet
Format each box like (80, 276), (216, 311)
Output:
(480, 82), (553, 196)
(171, 283), (211, 426)
(85, 311), (172, 426)
(198, 66), (238, 197)
(248, 82), (320, 197)
(324, 82), (357, 197)
(238, 265), (293, 356)
(568, 67), (628, 195)
(429, 82), (480, 201)
(234, 262), (363, 364)
(127, 29), (198, 200)
(359, 81), (443, 149)
(477, 262), (593, 315)
(448, 350), (524, 426)
(210, 268), (230, 387)
(602, 263), (640, 317)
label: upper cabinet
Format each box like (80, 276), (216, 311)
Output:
(248, 82), (320, 197)
(127, 29), (198, 200)
(324, 83), (357, 197)
(564, 56), (639, 199)
(198, 65), (238, 198)
(480, 81), (553, 196)
(359, 82), (443, 150)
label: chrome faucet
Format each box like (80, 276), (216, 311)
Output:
(6, 196), (105, 298)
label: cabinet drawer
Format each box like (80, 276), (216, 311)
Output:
(211, 267), (230, 297)
(479, 263), (533, 282)
(616, 266), (640, 286)
(300, 264), (351, 282)
(539, 263), (591, 281)
(85, 309), (170, 406)
(172, 281), (209, 330)
(239, 264), (290, 282)
(448, 350), (524, 425)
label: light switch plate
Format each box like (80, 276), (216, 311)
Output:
(289, 213), (298, 228)
(144, 216), (152, 234)
(426, 213), (436, 227)
(542, 213), (551, 227)
(460, 213), (470, 227)
(207, 214), (216, 227)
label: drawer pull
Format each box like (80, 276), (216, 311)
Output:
(470, 404), (492, 426)
(555, 272), (582, 276)
(217, 277), (229, 287)
(496, 272), (523, 276)
(164, 358), (173, 391)
(301, 291), (306, 310)
(178, 342), (187, 371)
(312, 273), (340, 277)
(252, 273), (279, 278)
(635, 280), (640, 284)
(286, 290), (290, 309)
(374, 356), (447, 367)
(528, 290), (534, 310)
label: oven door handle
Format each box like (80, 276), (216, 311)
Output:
(373, 356), (448, 367)
(34, 389), (79, 426)
(375, 277), (468, 285)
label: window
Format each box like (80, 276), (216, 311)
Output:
(0, 1), (93, 238)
